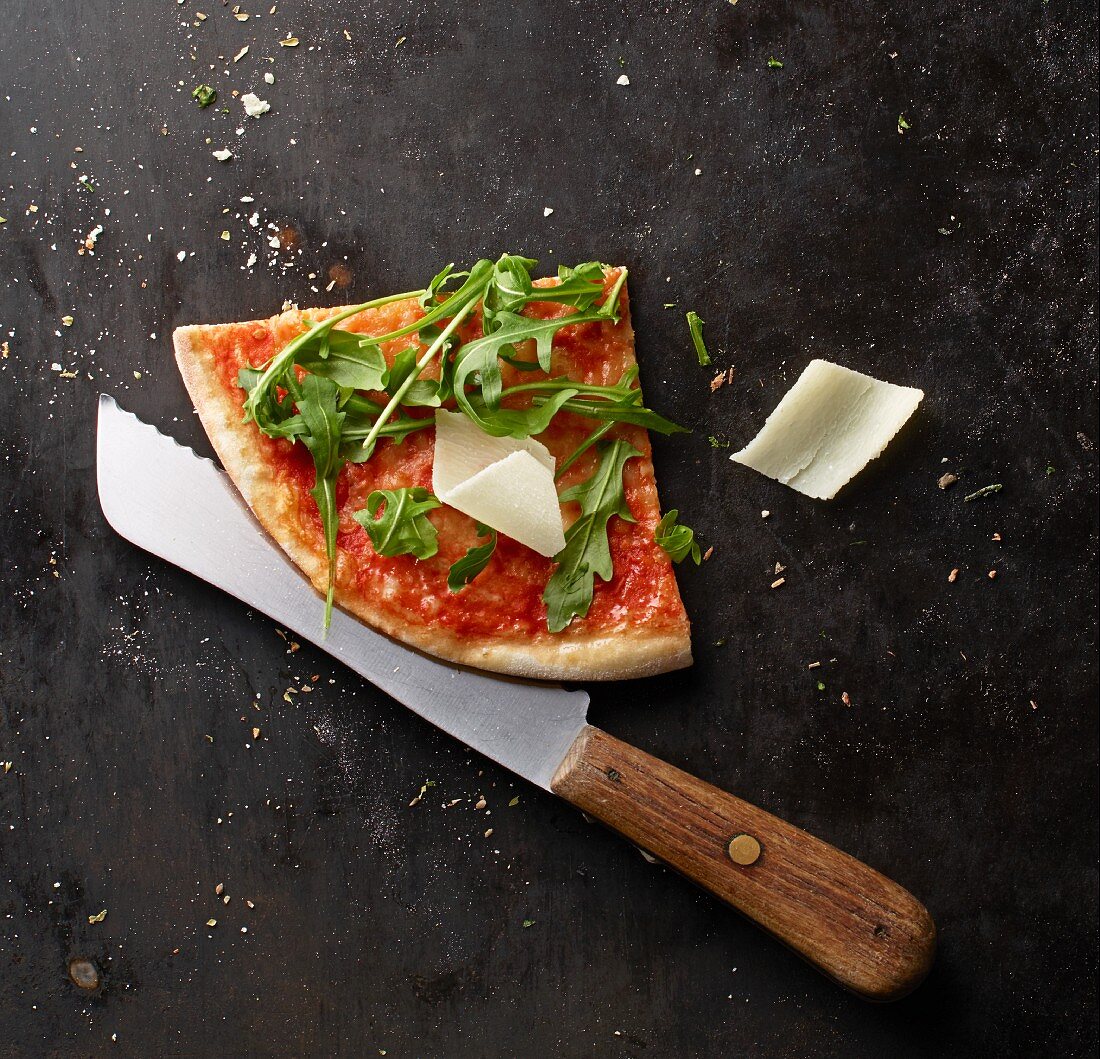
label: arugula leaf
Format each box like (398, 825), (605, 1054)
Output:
(354, 487), (441, 559)
(482, 255), (540, 324)
(416, 321), (459, 401)
(498, 351), (542, 371)
(686, 311), (710, 366)
(418, 262), (470, 311)
(238, 366), (306, 439)
(447, 523), (498, 591)
(295, 374), (347, 627)
(388, 258), (491, 341)
(473, 310), (569, 375)
(543, 440), (641, 632)
(384, 347), (441, 407)
(453, 257), (623, 417)
(461, 388), (577, 439)
(498, 368), (687, 439)
(295, 327), (387, 391)
(454, 308), (610, 418)
(654, 509), (702, 564)
(553, 261), (610, 301)
(483, 256), (605, 326)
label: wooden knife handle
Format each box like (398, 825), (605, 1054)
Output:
(551, 726), (935, 1002)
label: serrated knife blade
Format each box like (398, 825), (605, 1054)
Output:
(95, 394), (589, 790)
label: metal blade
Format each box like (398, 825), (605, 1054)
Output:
(96, 395), (589, 790)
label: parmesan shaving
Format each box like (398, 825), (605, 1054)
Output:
(730, 359), (923, 499)
(445, 451), (567, 558)
(432, 409), (554, 490)
(432, 410), (565, 557)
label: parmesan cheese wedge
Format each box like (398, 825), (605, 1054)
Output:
(730, 359), (923, 499)
(432, 410), (566, 557)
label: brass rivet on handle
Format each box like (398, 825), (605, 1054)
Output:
(727, 833), (762, 866)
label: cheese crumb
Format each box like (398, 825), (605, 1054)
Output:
(241, 93), (270, 118)
(616, 74), (630, 86)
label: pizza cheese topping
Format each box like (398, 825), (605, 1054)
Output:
(237, 254), (699, 632)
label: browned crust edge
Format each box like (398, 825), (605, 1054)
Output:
(172, 317), (692, 681)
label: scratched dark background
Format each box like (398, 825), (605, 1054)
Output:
(1, 0), (1097, 1056)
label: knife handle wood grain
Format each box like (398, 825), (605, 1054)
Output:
(550, 725), (936, 1002)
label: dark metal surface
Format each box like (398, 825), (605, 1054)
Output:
(1, 1), (1096, 1056)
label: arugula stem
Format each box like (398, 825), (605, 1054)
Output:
(360, 299), (478, 455)
(500, 379), (628, 398)
(322, 290), (425, 330)
(343, 418), (432, 442)
(555, 420), (617, 481)
(544, 396), (646, 415)
(554, 391), (642, 480)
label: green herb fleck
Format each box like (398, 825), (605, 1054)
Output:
(655, 510), (702, 565)
(77, 176), (96, 193)
(508, 796), (520, 807)
(447, 524), (498, 591)
(1046, 465), (1055, 476)
(192, 84), (217, 108)
(897, 113), (911, 134)
(686, 311), (710, 366)
(767, 56), (784, 69)
(354, 488), (442, 559)
(816, 681), (826, 692)
(707, 435), (729, 449)
(963, 483), (1002, 502)
(522, 918), (535, 928)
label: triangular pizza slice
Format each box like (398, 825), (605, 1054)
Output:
(173, 261), (692, 680)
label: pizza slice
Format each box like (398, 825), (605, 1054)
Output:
(173, 256), (694, 680)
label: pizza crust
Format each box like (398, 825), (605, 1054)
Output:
(173, 296), (692, 682)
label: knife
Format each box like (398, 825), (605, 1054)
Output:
(96, 394), (935, 1001)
